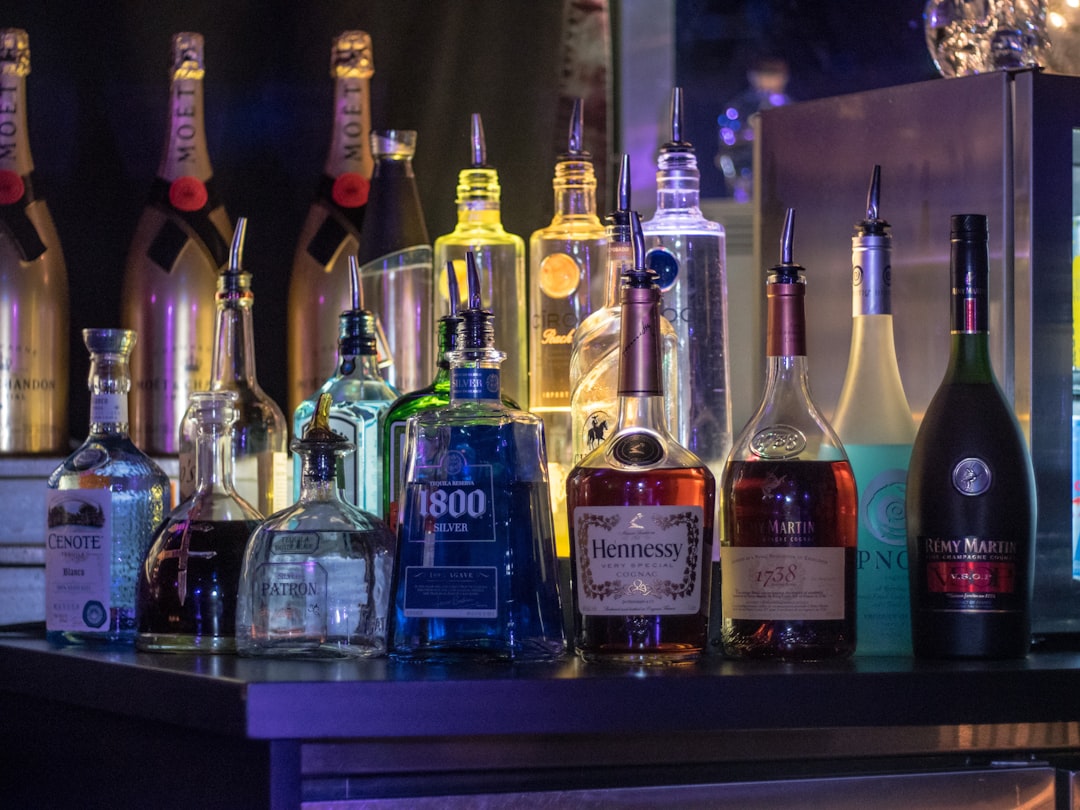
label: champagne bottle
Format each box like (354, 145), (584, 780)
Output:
(121, 32), (231, 455)
(528, 98), (608, 557)
(566, 210), (714, 666)
(433, 113), (527, 408)
(907, 213), (1036, 659)
(720, 209), (858, 660)
(832, 166), (916, 656)
(0, 28), (69, 453)
(286, 30), (374, 415)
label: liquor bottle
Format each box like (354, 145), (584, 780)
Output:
(907, 213), (1036, 659)
(45, 329), (170, 646)
(642, 87), (732, 490)
(122, 32), (232, 455)
(355, 129), (432, 394)
(832, 166), (916, 656)
(719, 209), (858, 660)
(529, 98), (608, 556)
(433, 113), (527, 408)
(566, 211), (715, 665)
(293, 255), (398, 515)
(237, 393), (395, 658)
(570, 153), (679, 466)
(389, 253), (565, 662)
(286, 30), (374, 415)
(137, 390), (263, 653)
(0, 27), (69, 453)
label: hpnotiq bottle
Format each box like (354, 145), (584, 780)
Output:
(122, 32), (232, 455)
(832, 166), (915, 656)
(237, 393), (395, 659)
(46, 330), (170, 646)
(137, 391), (263, 653)
(434, 113), (527, 408)
(287, 31), (374, 416)
(0, 28), (69, 453)
(293, 255), (398, 515)
(389, 252), (565, 662)
(178, 218), (289, 516)
(643, 87), (732, 495)
(529, 98), (608, 557)
(355, 129), (433, 394)
(570, 153), (679, 466)
(720, 209), (858, 660)
(907, 214), (1036, 659)
(566, 211), (715, 666)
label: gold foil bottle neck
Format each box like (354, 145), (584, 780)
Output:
(0, 28), (30, 77)
(331, 30), (373, 79)
(171, 32), (205, 80)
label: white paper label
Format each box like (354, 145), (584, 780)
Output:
(45, 488), (113, 632)
(720, 546), (846, 621)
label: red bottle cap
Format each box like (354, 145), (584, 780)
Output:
(332, 172), (370, 208)
(168, 176), (209, 212)
(0, 170), (26, 205)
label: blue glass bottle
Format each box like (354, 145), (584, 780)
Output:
(389, 253), (565, 662)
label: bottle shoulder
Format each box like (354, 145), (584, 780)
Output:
(643, 212), (724, 235)
(49, 436), (170, 488)
(833, 316), (915, 445)
(572, 425), (714, 477)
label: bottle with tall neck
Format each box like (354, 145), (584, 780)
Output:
(570, 153), (679, 466)
(122, 32), (232, 456)
(566, 211), (714, 665)
(0, 28), (69, 453)
(287, 30), (374, 416)
(720, 209), (858, 660)
(529, 98), (608, 556)
(433, 113), (526, 408)
(832, 166), (916, 656)
(907, 214), (1036, 659)
(178, 218), (289, 516)
(642, 87), (732, 491)
(355, 129), (432, 394)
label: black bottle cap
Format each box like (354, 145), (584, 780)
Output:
(605, 153), (633, 242)
(951, 213), (988, 238)
(457, 252), (496, 350)
(339, 254), (378, 358)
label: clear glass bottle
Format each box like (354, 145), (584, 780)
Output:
(528, 98), (608, 557)
(643, 87), (732, 495)
(720, 209), (858, 661)
(287, 30), (374, 415)
(389, 253), (565, 662)
(433, 113), (527, 408)
(237, 393), (395, 658)
(136, 391), (263, 653)
(355, 129), (433, 394)
(122, 32), (232, 455)
(0, 27), (69, 453)
(571, 153), (679, 467)
(832, 166), (916, 656)
(294, 255), (398, 515)
(45, 329), (170, 646)
(178, 217), (289, 515)
(566, 211), (715, 666)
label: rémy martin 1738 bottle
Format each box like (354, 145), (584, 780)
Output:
(0, 28), (70, 453)
(122, 32), (231, 455)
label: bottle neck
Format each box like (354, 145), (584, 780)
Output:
(766, 277), (807, 358)
(0, 74), (31, 175)
(604, 240), (632, 308)
(852, 234), (892, 317)
(158, 75), (212, 182)
(654, 151), (701, 212)
(615, 281), (668, 432)
(454, 168), (503, 227)
(87, 355), (132, 437)
(298, 449), (347, 502)
(449, 347), (504, 403)
(947, 233), (995, 383)
(433, 318), (457, 382)
(324, 73), (373, 179)
(193, 422), (237, 497)
(551, 159), (599, 221)
(211, 285), (259, 388)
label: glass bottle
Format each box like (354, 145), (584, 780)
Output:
(389, 253), (565, 662)
(906, 213), (1036, 659)
(566, 211), (715, 666)
(719, 209), (858, 661)
(178, 217), (289, 515)
(136, 390), (263, 653)
(433, 113), (527, 408)
(832, 166), (916, 656)
(528, 98), (608, 557)
(643, 87), (732, 495)
(122, 32), (232, 455)
(45, 329), (170, 646)
(355, 129), (433, 394)
(293, 255), (398, 515)
(287, 30), (374, 415)
(571, 153), (679, 466)
(0, 27), (69, 453)
(237, 393), (395, 658)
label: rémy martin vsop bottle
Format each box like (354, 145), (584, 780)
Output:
(287, 30), (374, 416)
(0, 28), (69, 453)
(121, 32), (231, 455)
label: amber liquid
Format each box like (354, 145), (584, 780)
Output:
(720, 458), (857, 660)
(566, 465), (714, 664)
